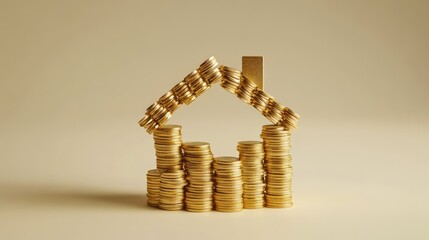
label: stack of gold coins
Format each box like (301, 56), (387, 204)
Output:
(146, 169), (162, 207)
(219, 66), (241, 94)
(138, 56), (222, 134)
(261, 125), (293, 208)
(153, 125), (183, 171)
(237, 141), (265, 209)
(197, 56), (222, 85)
(219, 66), (300, 130)
(236, 76), (258, 105)
(138, 102), (175, 134)
(182, 142), (214, 212)
(159, 170), (186, 211)
(213, 156), (243, 212)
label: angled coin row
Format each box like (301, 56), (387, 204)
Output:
(138, 57), (299, 133)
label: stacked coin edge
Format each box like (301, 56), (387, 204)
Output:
(138, 57), (300, 133)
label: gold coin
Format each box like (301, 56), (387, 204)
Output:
(183, 141), (214, 212)
(237, 140), (265, 210)
(213, 155), (243, 212)
(146, 168), (162, 207)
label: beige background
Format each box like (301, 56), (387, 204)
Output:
(1, 0), (428, 239)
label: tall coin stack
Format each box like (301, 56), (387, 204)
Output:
(138, 56), (222, 133)
(159, 170), (186, 211)
(237, 141), (265, 209)
(261, 125), (293, 208)
(146, 169), (162, 207)
(219, 66), (300, 130)
(183, 142), (214, 212)
(153, 125), (183, 171)
(213, 157), (243, 212)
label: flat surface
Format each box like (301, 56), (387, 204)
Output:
(1, 0), (428, 239)
(1, 120), (428, 240)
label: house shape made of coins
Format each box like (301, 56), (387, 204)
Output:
(139, 56), (300, 212)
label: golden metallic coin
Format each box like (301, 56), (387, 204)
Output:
(201, 60), (221, 82)
(184, 70), (209, 97)
(182, 141), (210, 149)
(155, 124), (182, 131)
(213, 156), (243, 212)
(146, 168), (162, 207)
(199, 56), (218, 71)
(139, 58), (299, 132)
(236, 76), (257, 105)
(238, 140), (263, 146)
(158, 170), (186, 211)
(261, 124), (294, 209)
(219, 66), (241, 94)
(172, 80), (196, 105)
(237, 140), (265, 209)
(159, 91), (181, 113)
(183, 141), (214, 212)
(153, 125), (183, 171)
(198, 56), (222, 85)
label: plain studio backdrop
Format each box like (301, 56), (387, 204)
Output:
(0, 0), (428, 239)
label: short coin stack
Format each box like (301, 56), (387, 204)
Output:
(138, 57), (222, 133)
(146, 169), (162, 207)
(220, 66), (300, 130)
(159, 170), (186, 211)
(153, 125), (183, 171)
(237, 141), (265, 209)
(183, 142), (214, 212)
(261, 125), (293, 208)
(213, 157), (243, 212)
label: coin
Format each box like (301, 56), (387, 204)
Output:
(219, 66), (241, 94)
(237, 141), (265, 209)
(219, 65), (300, 130)
(146, 169), (162, 207)
(183, 141), (214, 212)
(261, 125), (293, 208)
(138, 57), (221, 133)
(159, 170), (186, 211)
(198, 56), (222, 85)
(153, 125), (183, 171)
(213, 156), (243, 212)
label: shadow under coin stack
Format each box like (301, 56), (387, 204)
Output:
(159, 170), (186, 210)
(237, 141), (265, 209)
(213, 157), (243, 212)
(146, 169), (161, 207)
(183, 142), (214, 212)
(261, 125), (293, 208)
(153, 125), (183, 171)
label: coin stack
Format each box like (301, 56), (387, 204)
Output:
(237, 141), (265, 209)
(152, 125), (183, 171)
(146, 169), (162, 207)
(138, 56), (222, 133)
(261, 125), (293, 208)
(183, 142), (214, 212)
(219, 66), (241, 94)
(213, 157), (243, 212)
(219, 66), (300, 130)
(198, 56), (223, 85)
(159, 170), (186, 211)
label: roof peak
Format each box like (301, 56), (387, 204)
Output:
(138, 56), (300, 134)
